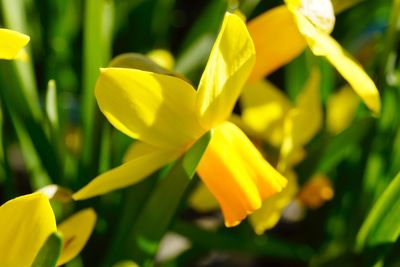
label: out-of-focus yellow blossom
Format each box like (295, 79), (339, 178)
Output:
(247, 0), (381, 115)
(73, 12), (287, 227)
(327, 86), (360, 134)
(0, 28), (30, 60)
(244, 70), (322, 234)
(0, 193), (57, 267)
(57, 208), (97, 266)
(189, 181), (220, 213)
(240, 69), (322, 149)
(298, 174), (334, 209)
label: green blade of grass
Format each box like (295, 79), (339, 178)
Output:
(0, 0), (42, 120)
(356, 171), (400, 251)
(127, 131), (212, 267)
(0, 62), (61, 185)
(80, 0), (114, 183)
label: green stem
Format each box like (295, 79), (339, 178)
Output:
(379, 0), (400, 85)
(80, 0), (114, 183)
(127, 132), (211, 267)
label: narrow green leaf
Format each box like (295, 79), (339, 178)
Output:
(112, 261), (139, 267)
(45, 80), (59, 134)
(285, 51), (309, 102)
(379, 0), (400, 84)
(316, 119), (373, 174)
(45, 80), (61, 153)
(80, 0), (114, 182)
(175, 0), (226, 78)
(0, 0), (42, 120)
(174, 35), (214, 76)
(332, 0), (365, 13)
(32, 232), (63, 267)
(240, 0), (261, 16)
(127, 131), (212, 267)
(8, 110), (52, 189)
(356, 171), (400, 251)
(297, 118), (373, 181)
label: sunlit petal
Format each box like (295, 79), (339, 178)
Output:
(0, 193), (56, 267)
(197, 122), (287, 227)
(96, 68), (205, 150)
(293, 11), (381, 114)
(196, 12), (255, 129)
(0, 28), (30, 60)
(327, 86), (360, 134)
(285, 0), (335, 33)
(247, 6), (306, 80)
(57, 209), (97, 266)
(73, 146), (181, 200)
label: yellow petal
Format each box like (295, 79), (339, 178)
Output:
(291, 68), (322, 148)
(293, 11), (381, 114)
(146, 49), (175, 70)
(0, 193), (56, 267)
(197, 121), (287, 227)
(285, 0), (335, 33)
(96, 68), (205, 150)
(240, 80), (292, 146)
(0, 28), (30, 60)
(327, 86), (360, 134)
(188, 182), (219, 213)
(196, 12), (255, 129)
(73, 144), (181, 200)
(250, 170), (298, 234)
(247, 6), (306, 80)
(57, 209), (97, 266)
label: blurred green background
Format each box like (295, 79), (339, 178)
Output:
(0, 0), (399, 266)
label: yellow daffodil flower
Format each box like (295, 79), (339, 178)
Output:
(242, 70), (322, 234)
(0, 192), (96, 266)
(240, 69), (322, 150)
(247, 0), (381, 115)
(0, 193), (57, 267)
(189, 69), (321, 232)
(0, 28), (30, 60)
(73, 12), (287, 227)
(327, 86), (360, 134)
